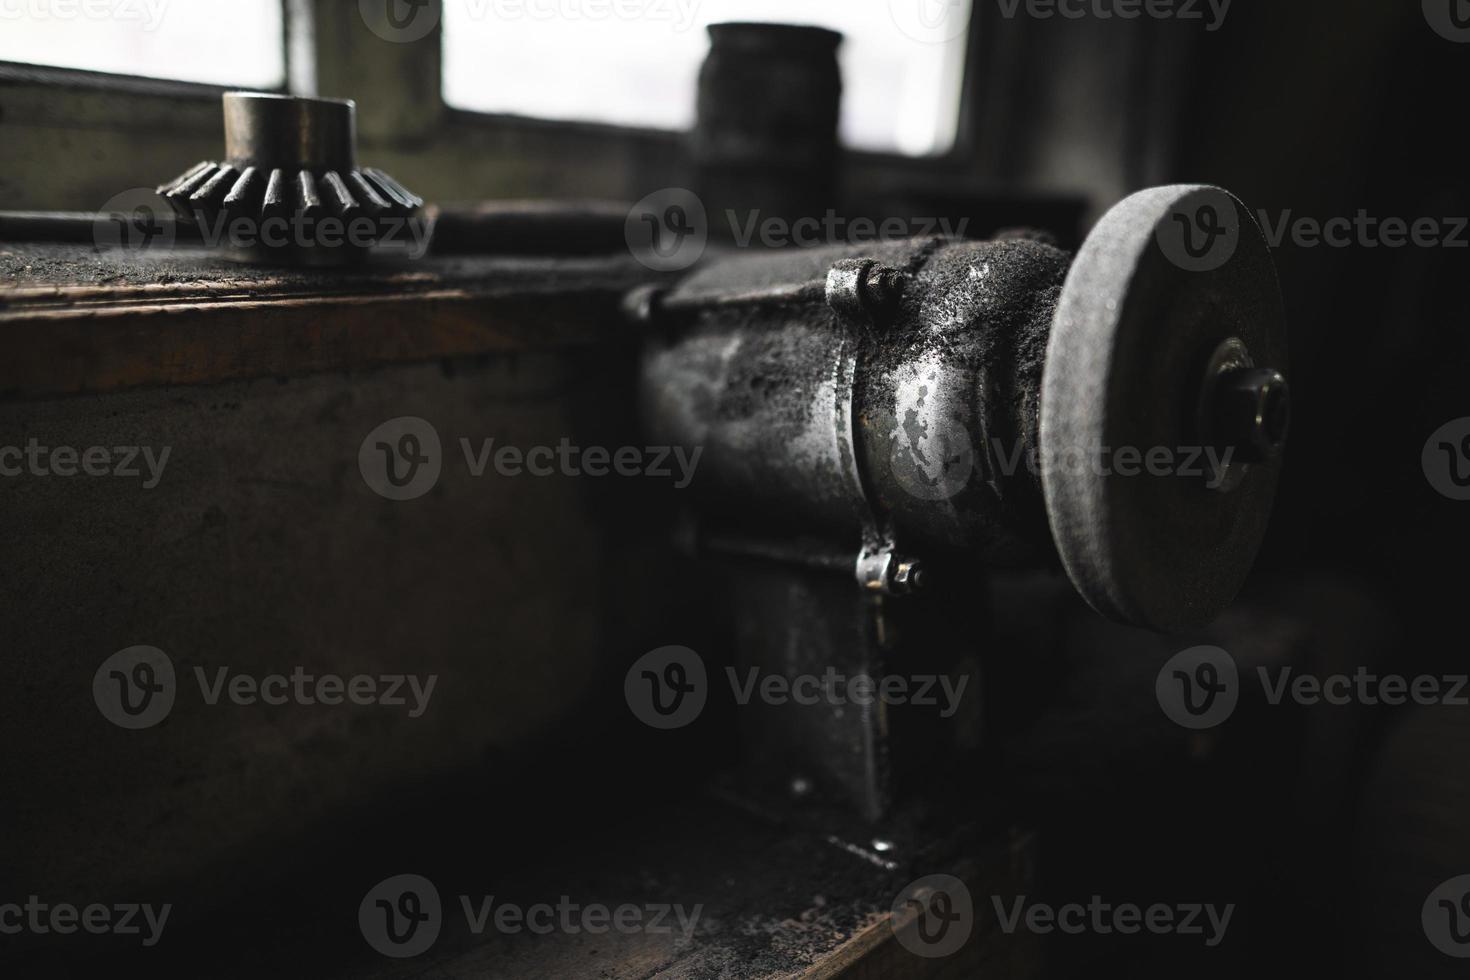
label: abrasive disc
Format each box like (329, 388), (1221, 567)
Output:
(1041, 185), (1288, 632)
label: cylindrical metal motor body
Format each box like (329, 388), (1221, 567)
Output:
(642, 235), (1066, 566)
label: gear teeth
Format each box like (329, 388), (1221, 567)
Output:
(222, 166), (265, 222)
(262, 168), (290, 223)
(346, 171), (391, 214)
(191, 164), (239, 212)
(364, 168), (423, 210)
(155, 159), (423, 250)
(297, 170), (323, 220)
(320, 171), (360, 221)
(158, 160), (214, 198)
(158, 161), (220, 218)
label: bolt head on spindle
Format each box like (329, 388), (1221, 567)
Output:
(1209, 367), (1291, 463)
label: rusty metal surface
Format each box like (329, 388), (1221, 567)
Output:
(639, 235), (1065, 570)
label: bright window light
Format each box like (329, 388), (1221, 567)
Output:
(0, 0), (285, 89)
(443, 0), (971, 157)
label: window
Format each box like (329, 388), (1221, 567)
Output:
(443, 0), (971, 157)
(0, 0), (285, 88)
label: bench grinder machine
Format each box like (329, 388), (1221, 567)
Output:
(636, 185), (1290, 819)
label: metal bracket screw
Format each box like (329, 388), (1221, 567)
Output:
(826, 258), (905, 329)
(856, 547), (929, 596)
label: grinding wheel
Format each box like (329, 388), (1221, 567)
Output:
(1041, 185), (1289, 633)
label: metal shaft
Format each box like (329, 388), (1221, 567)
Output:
(223, 93), (358, 173)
